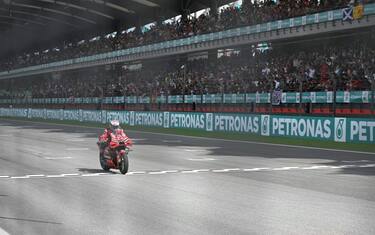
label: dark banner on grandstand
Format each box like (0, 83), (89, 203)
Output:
(272, 90), (282, 105)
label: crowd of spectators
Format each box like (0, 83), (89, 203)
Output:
(1, 0), (369, 72)
(1, 36), (374, 100)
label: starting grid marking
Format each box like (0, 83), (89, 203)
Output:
(1, 164), (375, 180)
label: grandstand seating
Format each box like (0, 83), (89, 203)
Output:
(0, 1), (374, 117)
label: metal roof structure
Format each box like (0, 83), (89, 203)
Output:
(0, 0), (231, 57)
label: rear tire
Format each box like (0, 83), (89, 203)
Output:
(119, 153), (129, 174)
(99, 153), (110, 171)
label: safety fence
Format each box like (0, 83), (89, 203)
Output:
(0, 90), (372, 105)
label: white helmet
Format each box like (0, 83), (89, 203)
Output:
(109, 120), (120, 131)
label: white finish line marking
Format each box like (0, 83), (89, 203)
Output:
(26, 174), (45, 177)
(127, 171), (146, 175)
(243, 168), (270, 171)
(301, 166), (330, 170)
(45, 157), (73, 160)
(359, 164), (375, 168)
(61, 173), (80, 176)
(82, 173), (109, 177)
(11, 176), (29, 179)
(46, 175), (64, 178)
(212, 168), (241, 173)
(2, 163), (375, 180)
(273, 167), (300, 171)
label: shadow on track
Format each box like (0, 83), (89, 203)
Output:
(77, 168), (115, 174)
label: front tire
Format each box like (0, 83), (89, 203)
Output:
(99, 153), (110, 171)
(119, 153), (129, 174)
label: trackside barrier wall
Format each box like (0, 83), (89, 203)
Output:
(1, 108), (374, 143)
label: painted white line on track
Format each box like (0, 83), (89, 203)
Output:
(330, 166), (346, 169)
(26, 174), (45, 177)
(45, 157), (73, 160)
(339, 165), (357, 168)
(162, 170), (179, 173)
(0, 226), (10, 235)
(61, 173), (79, 176)
(181, 170), (198, 173)
(149, 171), (166, 175)
(66, 148), (89, 151)
(243, 168), (270, 171)
(212, 170), (227, 173)
(148, 170), (179, 174)
(213, 168), (241, 173)
(6, 118), (375, 155)
(11, 176), (29, 179)
(187, 158), (216, 161)
(127, 171), (146, 175)
(194, 169), (210, 172)
(46, 175), (64, 178)
(273, 167), (300, 171)
(359, 164), (375, 168)
(0, 134), (11, 137)
(2, 163), (375, 181)
(81, 173), (103, 177)
(301, 166), (330, 170)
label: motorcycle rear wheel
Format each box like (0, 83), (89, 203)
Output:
(119, 154), (129, 174)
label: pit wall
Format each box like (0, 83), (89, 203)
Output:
(1, 108), (374, 143)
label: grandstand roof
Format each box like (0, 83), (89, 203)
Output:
(0, 0), (231, 57)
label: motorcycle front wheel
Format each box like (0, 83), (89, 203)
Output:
(99, 153), (110, 171)
(119, 153), (129, 174)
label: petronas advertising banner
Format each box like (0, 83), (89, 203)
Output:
(1, 108), (374, 143)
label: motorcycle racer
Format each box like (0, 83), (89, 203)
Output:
(98, 120), (132, 159)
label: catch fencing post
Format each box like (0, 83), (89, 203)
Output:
(372, 75), (375, 117)
(332, 73), (337, 116)
(298, 74), (303, 113)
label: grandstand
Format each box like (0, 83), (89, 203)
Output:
(1, 0), (375, 116)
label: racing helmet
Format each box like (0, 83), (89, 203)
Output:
(109, 120), (120, 132)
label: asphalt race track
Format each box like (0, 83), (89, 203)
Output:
(0, 119), (375, 235)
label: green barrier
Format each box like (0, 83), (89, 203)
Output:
(1, 108), (374, 143)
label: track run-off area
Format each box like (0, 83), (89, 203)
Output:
(0, 119), (375, 235)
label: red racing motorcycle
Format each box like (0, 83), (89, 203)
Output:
(97, 129), (132, 174)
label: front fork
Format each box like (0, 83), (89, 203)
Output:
(116, 150), (125, 166)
